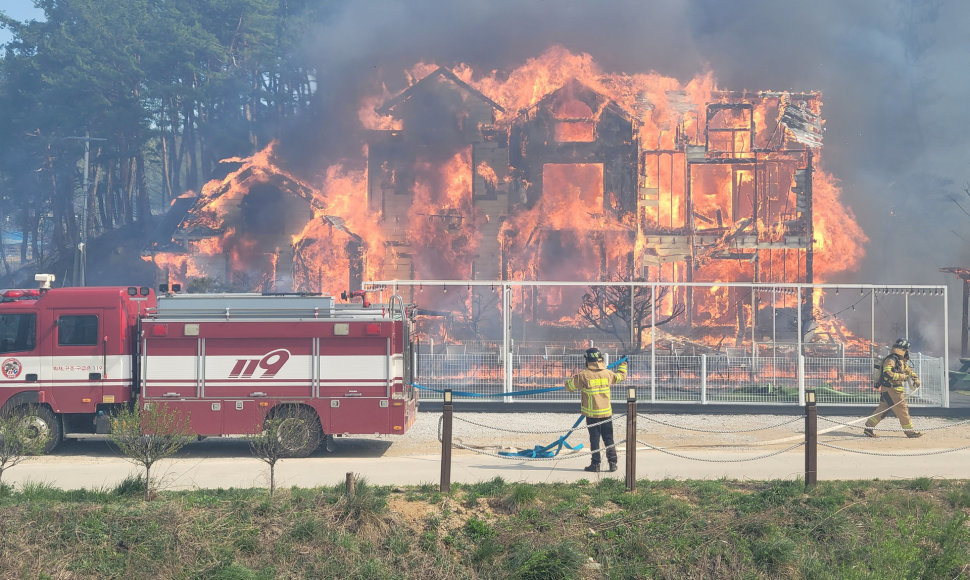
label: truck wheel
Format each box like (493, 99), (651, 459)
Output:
(16, 405), (61, 454)
(272, 406), (322, 458)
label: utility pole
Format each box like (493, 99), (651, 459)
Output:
(66, 131), (106, 286)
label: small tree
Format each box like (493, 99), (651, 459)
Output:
(0, 408), (51, 487)
(109, 402), (194, 501)
(579, 277), (685, 352)
(246, 415), (299, 497)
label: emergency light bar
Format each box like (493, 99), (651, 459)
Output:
(1, 289), (41, 301)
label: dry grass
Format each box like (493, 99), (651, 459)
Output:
(0, 478), (967, 578)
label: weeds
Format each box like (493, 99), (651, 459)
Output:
(0, 480), (966, 578)
(113, 474), (147, 498)
(507, 540), (584, 580)
(497, 483), (539, 513)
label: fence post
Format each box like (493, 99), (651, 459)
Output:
(700, 354), (707, 404)
(345, 472), (357, 497)
(626, 386), (637, 492)
(440, 389), (453, 493)
(804, 387), (817, 488)
(798, 354), (806, 407)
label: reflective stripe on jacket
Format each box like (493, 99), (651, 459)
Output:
(566, 361), (626, 418)
(879, 352), (915, 392)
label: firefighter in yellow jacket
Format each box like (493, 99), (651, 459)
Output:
(566, 348), (628, 472)
(864, 338), (922, 438)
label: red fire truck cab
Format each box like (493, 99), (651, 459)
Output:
(0, 278), (417, 456)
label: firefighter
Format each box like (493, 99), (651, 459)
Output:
(566, 347), (628, 472)
(864, 338), (922, 438)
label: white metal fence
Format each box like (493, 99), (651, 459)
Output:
(414, 349), (946, 407)
(363, 280), (950, 408)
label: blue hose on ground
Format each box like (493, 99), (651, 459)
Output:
(413, 355), (628, 458)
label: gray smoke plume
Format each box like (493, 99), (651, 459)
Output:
(297, 0), (970, 354)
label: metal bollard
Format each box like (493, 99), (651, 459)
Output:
(440, 389), (453, 493)
(805, 387), (817, 488)
(626, 387), (637, 492)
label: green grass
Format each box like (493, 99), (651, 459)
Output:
(0, 480), (967, 578)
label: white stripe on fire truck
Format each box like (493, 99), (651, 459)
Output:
(143, 355), (392, 381)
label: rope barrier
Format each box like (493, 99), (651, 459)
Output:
(451, 412), (616, 434)
(439, 414), (625, 458)
(637, 439), (805, 462)
(449, 434), (629, 462)
(437, 412), (970, 463)
(427, 356), (970, 469)
(818, 441), (970, 457)
(638, 413), (801, 433)
(429, 356), (630, 460)
(818, 415), (970, 433)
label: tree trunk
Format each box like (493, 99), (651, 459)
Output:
(91, 156), (104, 234)
(170, 96), (182, 194)
(99, 165), (113, 230)
(125, 156), (136, 224)
(136, 152), (150, 223)
(184, 92), (197, 191)
(160, 125), (172, 204)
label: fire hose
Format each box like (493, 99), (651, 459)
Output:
(413, 356), (629, 458)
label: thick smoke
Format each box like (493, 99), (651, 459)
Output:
(294, 0), (970, 353)
(301, 0), (968, 268)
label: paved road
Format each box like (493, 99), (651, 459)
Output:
(6, 429), (970, 491)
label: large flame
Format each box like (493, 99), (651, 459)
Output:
(151, 45), (866, 349)
(811, 168), (868, 277)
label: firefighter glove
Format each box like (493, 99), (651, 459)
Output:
(617, 362), (628, 375)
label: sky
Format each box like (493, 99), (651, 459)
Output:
(0, 1), (41, 46)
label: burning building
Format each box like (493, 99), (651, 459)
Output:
(150, 47), (866, 342)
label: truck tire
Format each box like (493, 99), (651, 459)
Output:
(272, 406), (322, 458)
(16, 405), (62, 454)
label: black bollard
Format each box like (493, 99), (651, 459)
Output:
(440, 389), (453, 493)
(626, 387), (637, 492)
(805, 387), (817, 488)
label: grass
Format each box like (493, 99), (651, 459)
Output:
(0, 479), (967, 578)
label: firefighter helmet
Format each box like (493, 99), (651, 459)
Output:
(893, 338), (911, 351)
(584, 348), (603, 363)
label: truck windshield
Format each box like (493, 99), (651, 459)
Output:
(0, 313), (37, 353)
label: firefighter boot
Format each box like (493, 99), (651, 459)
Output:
(863, 428), (878, 438)
(584, 463), (601, 473)
(608, 462), (618, 472)
(905, 431), (923, 438)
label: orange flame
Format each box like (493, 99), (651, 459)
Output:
(152, 45), (866, 350)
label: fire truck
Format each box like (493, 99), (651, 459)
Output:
(0, 275), (417, 456)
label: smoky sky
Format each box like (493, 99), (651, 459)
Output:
(299, 0), (970, 289)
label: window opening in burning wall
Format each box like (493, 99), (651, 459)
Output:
(542, 164), (604, 215)
(706, 104), (754, 158)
